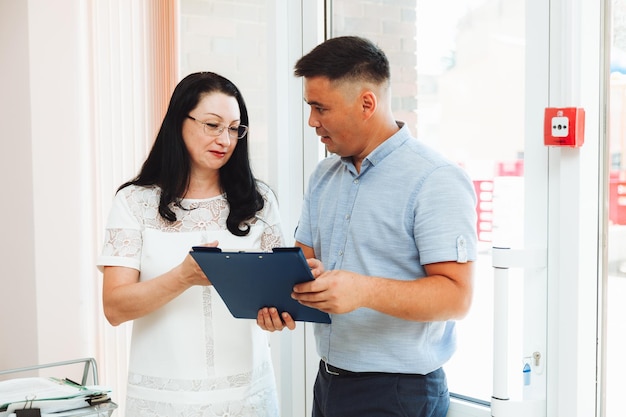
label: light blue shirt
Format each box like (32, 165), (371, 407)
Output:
(295, 122), (478, 374)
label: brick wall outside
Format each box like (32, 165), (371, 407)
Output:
(331, 0), (418, 133)
(178, 0), (271, 177)
(178, 0), (419, 169)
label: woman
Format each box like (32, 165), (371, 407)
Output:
(97, 72), (283, 416)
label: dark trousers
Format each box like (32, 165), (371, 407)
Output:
(312, 360), (449, 417)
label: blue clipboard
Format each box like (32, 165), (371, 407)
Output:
(190, 246), (331, 324)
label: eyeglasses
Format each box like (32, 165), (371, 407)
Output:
(187, 115), (248, 139)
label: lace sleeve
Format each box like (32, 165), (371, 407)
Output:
(97, 186), (145, 270)
(101, 228), (143, 258)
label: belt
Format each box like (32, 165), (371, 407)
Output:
(320, 359), (386, 377)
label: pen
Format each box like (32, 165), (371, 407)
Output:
(63, 378), (85, 389)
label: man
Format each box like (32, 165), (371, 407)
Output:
(258, 36), (477, 417)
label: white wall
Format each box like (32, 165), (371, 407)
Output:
(0, 0), (38, 373)
(0, 0), (98, 376)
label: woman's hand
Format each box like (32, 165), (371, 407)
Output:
(256, 307), (296, 331)
(181, 240), (220, 286)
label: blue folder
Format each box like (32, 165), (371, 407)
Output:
(190, 246), (331, 323)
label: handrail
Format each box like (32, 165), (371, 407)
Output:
(0, 357), (98, 385)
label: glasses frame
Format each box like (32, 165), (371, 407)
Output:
(186, 115), (248, 139)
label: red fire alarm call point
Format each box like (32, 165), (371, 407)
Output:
(543, 107), (585, 147)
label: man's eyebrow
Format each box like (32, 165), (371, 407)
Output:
(304, 98), (324, 107)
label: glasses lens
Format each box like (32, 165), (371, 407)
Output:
(236, 125), (248, 139)
(205, 124), (219, 136)
(191, 116), (247, 139)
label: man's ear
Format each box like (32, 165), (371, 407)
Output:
(360, 90), (377, 118)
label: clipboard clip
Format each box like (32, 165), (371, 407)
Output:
(191, 246), (222, 252)
(15, 395), (41, 417)
(271, 247), (302, 253)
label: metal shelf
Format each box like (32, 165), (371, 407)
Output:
(0, 358), (117, 417)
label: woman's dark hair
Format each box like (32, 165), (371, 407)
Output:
(118, 72), (263, 236)
(294, 36), (390, 85)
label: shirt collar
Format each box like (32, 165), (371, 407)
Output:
(340, 121), (411, 173)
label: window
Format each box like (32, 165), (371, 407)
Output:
(329, 0), (526, 407)
(605, 1), (626, 415)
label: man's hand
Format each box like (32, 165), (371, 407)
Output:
(292, 269), (365, 314)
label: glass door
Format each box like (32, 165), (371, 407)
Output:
(328, 1), (547, 415)
(605, 1), (626, 415)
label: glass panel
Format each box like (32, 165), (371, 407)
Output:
(330, 0), (526, 403)
(177, 3), (306, 416)
(606, 2), (626, 415)
(178, 0), (271, 182)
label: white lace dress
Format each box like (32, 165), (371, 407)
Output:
(97, 183), (284, 417)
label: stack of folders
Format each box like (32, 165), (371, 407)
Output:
(0, 376), (113, 417)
